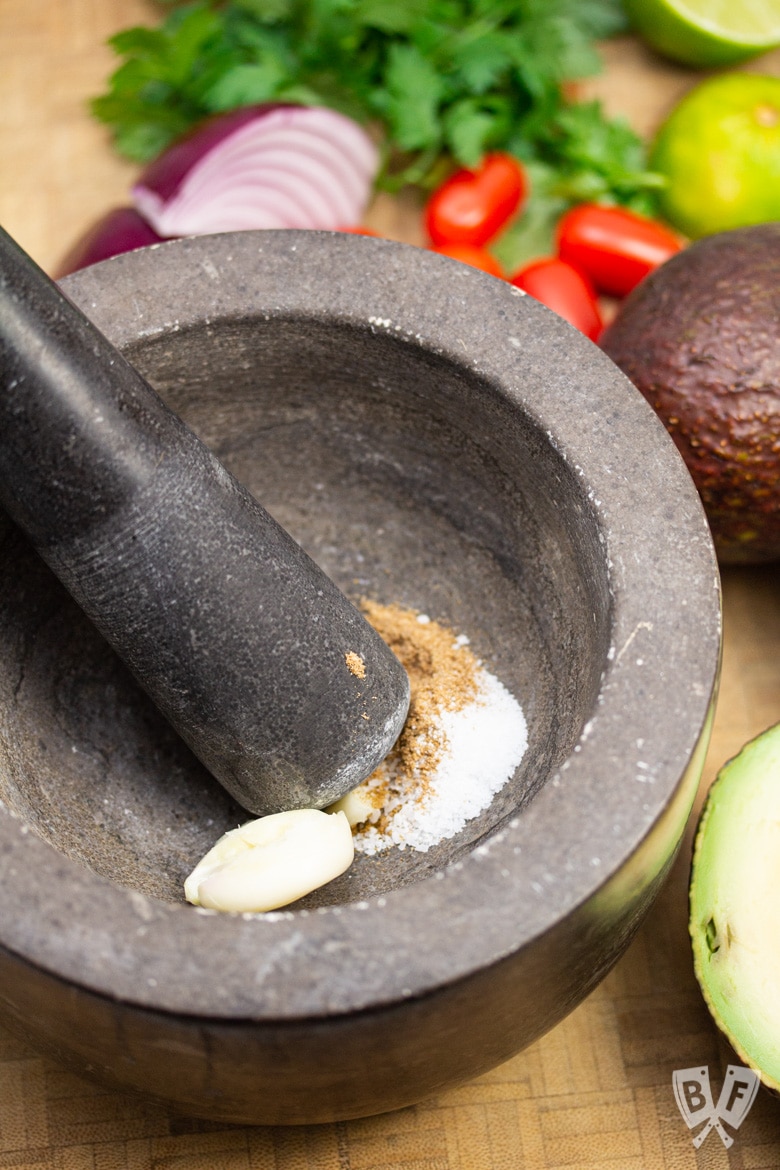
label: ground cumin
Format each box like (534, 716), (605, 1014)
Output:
(344, 650), (366, 679)
(361, 600), (479, 789)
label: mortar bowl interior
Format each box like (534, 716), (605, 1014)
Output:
(0, 231), (721, 1125)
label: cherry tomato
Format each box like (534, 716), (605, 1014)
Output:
(336, 226), (381, 236)
(430, 242), (506, 278)
(511, 257), (603, 341)
(425, 153), (527, 248)
(557, 203), (682, 298)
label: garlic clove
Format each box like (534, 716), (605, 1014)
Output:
(327, 785), (379, 827)
(184, 808), (354, 913)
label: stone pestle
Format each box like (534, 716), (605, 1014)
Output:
(0, 226), (410, 815)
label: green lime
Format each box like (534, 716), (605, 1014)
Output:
(650, 73), (780, 238)
(624, 0), (780, 67)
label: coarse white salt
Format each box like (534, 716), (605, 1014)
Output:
(350, 657), (528, 855)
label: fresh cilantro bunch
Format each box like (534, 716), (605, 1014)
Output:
(93, 0), (661, 215)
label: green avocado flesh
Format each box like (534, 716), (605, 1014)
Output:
(691, 722), (780, 1088)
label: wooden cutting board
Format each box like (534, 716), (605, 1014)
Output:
(2, 3), (780, 1165)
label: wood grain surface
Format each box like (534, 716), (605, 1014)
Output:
(2, 3), (780, 1166)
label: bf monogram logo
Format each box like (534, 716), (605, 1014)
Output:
(673, 1064), (759, 1148)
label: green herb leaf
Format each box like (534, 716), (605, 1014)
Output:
(233, 0), (295, 21)
(449, 31), (513, 94)
(443, 94), (513, 166)
(376, 42), (446, 152)
(203, 59), (288, 108)
(564, 0), (628, 39)
(490, 163), (568, 272)
(354, 0), (421, 35)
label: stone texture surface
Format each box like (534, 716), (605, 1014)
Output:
(0, 231), (721, 1124)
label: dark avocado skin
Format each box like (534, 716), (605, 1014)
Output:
(601, 223), (780, 564)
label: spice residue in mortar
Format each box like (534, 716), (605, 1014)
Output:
(332, 602), (528, 854)
(344, 650), (366, 678)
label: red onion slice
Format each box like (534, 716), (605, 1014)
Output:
(132, 105), (379, 237)
(55, 208), (165, 278)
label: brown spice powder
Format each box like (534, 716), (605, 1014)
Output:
(359, 601), (480, 816)
(344, 650), (366, 679)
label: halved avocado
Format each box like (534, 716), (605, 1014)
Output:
(691, 722), (780, 1088)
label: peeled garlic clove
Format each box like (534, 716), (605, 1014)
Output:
(184, 808), (354, 913)
(327, 785), (379, 827)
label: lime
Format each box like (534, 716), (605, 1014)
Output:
(624, 0), (780, 67)
(650, 73), (780, 237)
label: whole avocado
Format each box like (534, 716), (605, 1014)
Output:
(601, 224), (780, 564)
